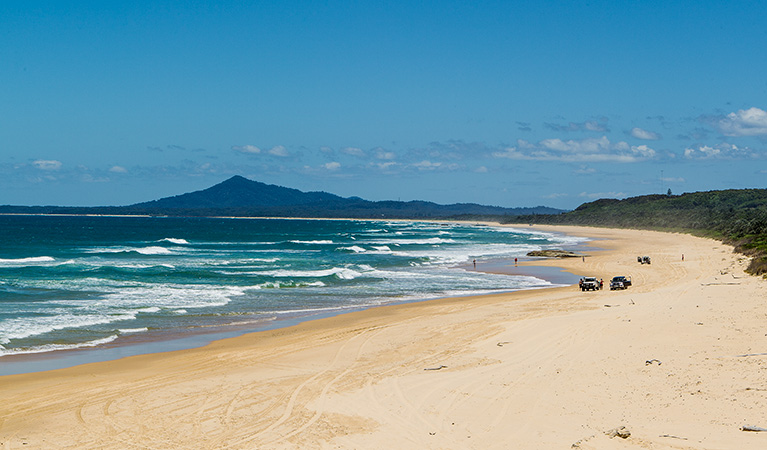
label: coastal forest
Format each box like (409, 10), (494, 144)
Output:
(504, 189), (767, 275)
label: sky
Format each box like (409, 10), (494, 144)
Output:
(2, 1), (767, 210)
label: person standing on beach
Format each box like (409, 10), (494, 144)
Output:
(473, 259), (476, 269)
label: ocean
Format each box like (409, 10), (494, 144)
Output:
(0, 215), (584, 369)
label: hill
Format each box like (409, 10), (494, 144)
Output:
(0, 176), (563, 219)
(507, 189), (767, 274)
(125, 175), (562, 218)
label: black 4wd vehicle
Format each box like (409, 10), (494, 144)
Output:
(610, 276), (632, 290)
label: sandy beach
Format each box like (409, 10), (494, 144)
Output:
(2, 225), (766, 449)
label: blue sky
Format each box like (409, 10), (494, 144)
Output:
(2, 1), (767, 209)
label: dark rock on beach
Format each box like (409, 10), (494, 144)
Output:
(526, 249), (581, 258)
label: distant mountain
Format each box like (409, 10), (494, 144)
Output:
(0, 176), (564, 218)
(125, 175), (564, 218)
(132, 176), (348, 209)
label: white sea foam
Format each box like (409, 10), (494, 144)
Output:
(265, 304), (364, 315)
(108, 263), (177, 270)
(96, 284), (244, 310)
(500, 227), (589, 246)
(251, 280), (327, 289)
(289, 240), (334, 245)
(0, 256), (56, 266)
(254, 267), (363, 280)
(135, 246), (174, 255)
(341, 245), (367, 253)
(0, 312), (136, 342)
(84, 246), (176, 255)
(367, 237), (456, 246)
(119, 327), (149, 334)
(0, 335), (119, 357)
(159, 238), (189, 245)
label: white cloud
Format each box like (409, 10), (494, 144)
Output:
(684, 142), (756, 159)
(375, 162), (398, 170)
(81, 174), (109, 183)
(684, 145), (720, 158)
(268, 145), (289, 157)
(233, 144), (289, 156)
(232, 145), (261, 154)
(493, 137), (655, 162)
(109, 165), (127, 173)
(630, 127), (661, 140)
(716, 107), (767, 136)
(474, 166), (488, 173)
(408, 160), (460, 171)
(574, 166), (597, 174)
(413, 160), (442, 170)
(630, 144), (656, 158)
(323, 162), (341, 170)
(342, 147), (366, 157)
(583, 120), (608, 132)
(544, 119), (609, 132)
(33, 160), (62, 170)
(375, 150), (396, 160)
(540, 136), (611, 153)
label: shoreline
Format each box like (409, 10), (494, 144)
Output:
(1, 217), (584, 375)
(4, 225), (764, 449)
(0, 218), (589, 376)
(0, 253), (584, 376)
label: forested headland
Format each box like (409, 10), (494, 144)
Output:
(503, 189), (767, 275)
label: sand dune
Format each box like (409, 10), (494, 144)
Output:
(2, 226), (766, 449)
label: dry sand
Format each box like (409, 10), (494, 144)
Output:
(2, 225), (767, 449)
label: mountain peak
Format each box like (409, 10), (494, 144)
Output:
(132, 176), (346, 209)
(129, 176), (564, 218)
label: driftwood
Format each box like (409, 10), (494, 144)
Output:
(734, 352), (767, 358)
(659, 434), (688, 440)
(497, 341), (512, 347)
(741, 425), (767, 432)
(645, 359), (662, 366)
(424, 365), (447, 371)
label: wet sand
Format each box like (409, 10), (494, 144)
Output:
(2, 225), (766, 449)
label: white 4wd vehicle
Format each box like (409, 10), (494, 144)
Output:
(579, 277), (601, 291)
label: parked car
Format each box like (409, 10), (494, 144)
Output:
(610, 276), (631, 290)
(579, 277), (601, 291)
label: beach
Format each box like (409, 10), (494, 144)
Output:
(2, 225), (766, 449)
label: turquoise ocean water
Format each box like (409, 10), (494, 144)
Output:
(0, 215), (584, 363)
